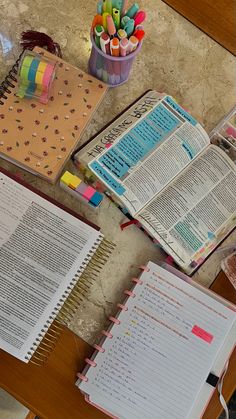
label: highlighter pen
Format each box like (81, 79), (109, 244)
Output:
(102, 12), (110, 32)
(110, 37), (120, 56)
(112, 8), (120, 29)
(121, 15), (130, 29)
(126, 3), (139, 18)
(133, 28), (145, 41)
(134, 10), (146, 26)
(94, 25), (105, 48)
(124, 19), (134, 37)
(97, 0), (103, 14)
(128, 35), (139, 53)
(120, 37), (129, 56)
(121, 0), (128, 16)
(100, 32), (110, 54)
(104, 0), (112, 15)
(92, 14), (103, 30)
(107, 15), (116, 37)
(117, 28), (127, 40)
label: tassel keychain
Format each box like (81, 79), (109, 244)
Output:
(20, 30), (62, 58)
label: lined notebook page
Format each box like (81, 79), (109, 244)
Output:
(0, 171), (102, 361)
(78, 261), (236, 419)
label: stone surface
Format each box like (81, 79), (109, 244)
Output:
(0, 0), (236, 416)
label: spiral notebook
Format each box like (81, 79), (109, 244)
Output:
(0, 167), (114, 364)
(76, 261), (236, 419)
(0, 47), (107, 183)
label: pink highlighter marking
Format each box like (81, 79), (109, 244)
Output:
(192, 325), (213, 343)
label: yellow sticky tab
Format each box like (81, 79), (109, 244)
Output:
(60, 171), (74, 186)
(69, 175), (82, 189)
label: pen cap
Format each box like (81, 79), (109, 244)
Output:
(126, 3), (139, 18)
(107, 15), (116, 36)
(89, 32), (142, 87)
(120, 38), (129, 56)
(124, 19), (134, 37)
(134, 10), (146, 26)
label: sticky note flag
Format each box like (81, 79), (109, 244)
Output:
(61, 171), (75, 186)
(69, 175), (82, 190)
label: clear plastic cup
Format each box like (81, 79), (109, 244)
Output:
(89, 33), (142, 87)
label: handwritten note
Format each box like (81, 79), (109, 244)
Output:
(78, 262), (236, 419)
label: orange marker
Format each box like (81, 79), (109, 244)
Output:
(107, 15), (116, 37)
(133, 29), (145, 41)
(110, 38), (120, 56)
(92, 14), (103, 30)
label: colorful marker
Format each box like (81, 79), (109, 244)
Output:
(110, 37), (120, 56)
(94, 25), (105, 48)
(128, 35), (139, 52)
(107, 15), (116, 37)
(133, 28), (145, 41)
(134, 10), (146, 26)
(121, 0), (128, 16)
(120, 37), (129, 56)
(112, 8), (120, 29)
(126, 3), (139, 18)
(92, 14), (103, 29)
(97, 0), (103, 14)
(102, 12), (110, 31)
(121, 15), (130, 28)
(124, 18), (134, 36)
(103, 0), (112, 15)
(100, 32), (110, 54)
(117, 28), (127, 39)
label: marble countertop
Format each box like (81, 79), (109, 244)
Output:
(0, 0), (236, 344)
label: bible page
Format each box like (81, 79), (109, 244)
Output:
(138, 145), (236, 272)
(88, 96), (209, 216)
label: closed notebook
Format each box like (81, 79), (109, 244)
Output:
(76, 261), (236, 419)
(0, 167), (114, 364)
(0, 47), (107, 183)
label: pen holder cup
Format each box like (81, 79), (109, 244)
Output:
(89, 34), (142, 87)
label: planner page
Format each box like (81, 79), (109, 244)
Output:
(0, 171), (102, 362)
(78, 262), (236, 419)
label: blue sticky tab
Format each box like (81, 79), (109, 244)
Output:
(90, 191), (103, 207)
(28, 59), (40, 82)
(90, 161), (126, 195)
(164, 96), (197, 126)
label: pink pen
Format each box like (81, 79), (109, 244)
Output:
(134, 10), (146, 26)
(120, 38), (129, 56)
(107, 15), (116, 37)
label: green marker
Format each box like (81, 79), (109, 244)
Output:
(94, 25), (105, 49)
(112, 8), (120, 30)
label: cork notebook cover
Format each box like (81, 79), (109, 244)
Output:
(0, 47), (107, 183)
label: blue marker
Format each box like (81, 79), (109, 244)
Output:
(124, 19), (134, 37)
(126, 3), (139, 18)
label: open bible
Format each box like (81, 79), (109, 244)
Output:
(74, 91), (236, 274)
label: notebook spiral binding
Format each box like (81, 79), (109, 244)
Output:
(77, 265), (149, 382)
(0, 51), (24, 105)
(25, 236), (115, 366)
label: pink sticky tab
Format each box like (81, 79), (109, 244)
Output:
(105, 143), (112, 149)
(192, 325), (213, 343)
(83, 186), (95, 200)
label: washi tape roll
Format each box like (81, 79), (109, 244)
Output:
(17, 50), (57, 104)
